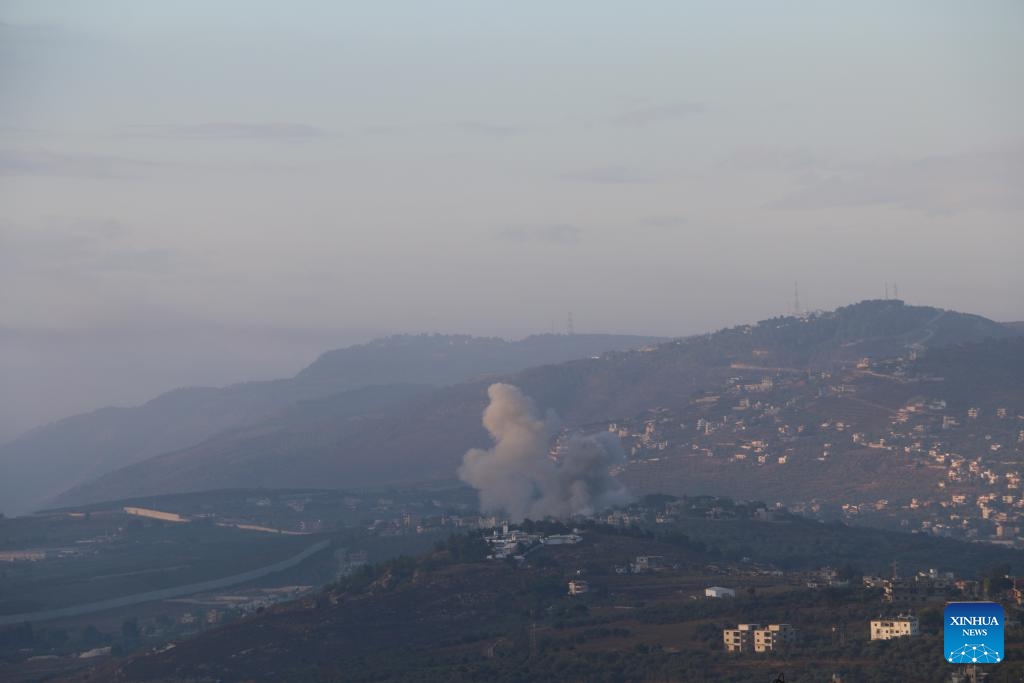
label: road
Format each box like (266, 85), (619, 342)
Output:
(0, 539), (330, 626)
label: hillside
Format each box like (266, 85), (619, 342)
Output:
(60, 516), (1024, 683)
(0, 333), (662, 517)
(53, 300), (1019, 509)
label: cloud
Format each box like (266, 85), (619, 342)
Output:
(722, 146), (836, 174)
(448, 121), (526, 138)
(0, 125), (44, 139)
(771, 145), (1024, 214)
(362, 120), (529, 139)
(124, 122), (329, 140)
(613, 101), (706, 126)
(639, 215), (690, 229)
(562, 165), (656, 184)
(0, 147), (157, 178)
(497, 224), (582, 245)
(0, 217), (183, 278)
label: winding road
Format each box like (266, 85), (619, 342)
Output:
(0, 539), (330, 626)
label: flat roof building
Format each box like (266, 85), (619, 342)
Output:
(723, 623), (760, 653)
(724, 623), (797, 653)
(870, 615), (919, 641)
(754, 623), (797, 652)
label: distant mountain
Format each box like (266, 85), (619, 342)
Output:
(296, 334), (665, 388)
(0, 333), (662, 516)
(53, 300), (1017, 509)
(1004, 321), (1024, 336)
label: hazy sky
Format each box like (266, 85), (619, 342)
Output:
(2, 1), (1022, 439)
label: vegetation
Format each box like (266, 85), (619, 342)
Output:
(71, 517), (1024, 683)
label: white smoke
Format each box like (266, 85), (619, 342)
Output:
(458, 383), (630, 521)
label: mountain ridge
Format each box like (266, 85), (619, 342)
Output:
(0, 333), (663, 516)
(50, 300), (1018, 510)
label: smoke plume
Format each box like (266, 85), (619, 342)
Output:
(458, 383), (629, 520)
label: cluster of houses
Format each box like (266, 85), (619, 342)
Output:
(721, 614), (921, 654)
(843, 391), (1024, 544)
(584, 341), (1023, 548)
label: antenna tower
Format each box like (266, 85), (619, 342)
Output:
(793, 282), (800, 315)
(566, 312), (574, 336)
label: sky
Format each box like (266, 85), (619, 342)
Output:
(1, 1), (1022, 440)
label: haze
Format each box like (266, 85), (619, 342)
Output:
(2, 1), (1022, 441)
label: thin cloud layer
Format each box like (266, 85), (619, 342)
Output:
(0, 218), (182, 277)
(613, 101), (706, 126)
(448, 121), (526, 138)
(0, 148), (157, 178)
(773, 146), (1024, 214)
(497, 224), (582, 245)
(562, 165), (656, 184)
(639, 215), (691, 229)
(125, 122), (329, 140)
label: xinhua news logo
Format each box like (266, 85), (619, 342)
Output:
(944, 602), (1004, 664)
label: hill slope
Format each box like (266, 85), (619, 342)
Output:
(53, 300), (1017, 508)
(63, 518), (1024, 683)
(0, 333), (662, 516)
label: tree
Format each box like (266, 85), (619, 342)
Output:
(120, 619), (139, 639)
(985, 563), (1012, 596)
(45, 627), (69, 649)
(120, 618), (140, 650)
(80, 624), (104, 648)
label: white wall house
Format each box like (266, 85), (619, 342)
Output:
(870, 615), (919, 641)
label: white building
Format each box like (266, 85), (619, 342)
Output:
(568, 579), (589, 596)
(870, 615), (919, 641)
(705, 586), (736, 599)
(542, 534), (582, 545)
(754, 624), (797, 652)
(723, 624), (760, 652)
(724, 623), (796, 653)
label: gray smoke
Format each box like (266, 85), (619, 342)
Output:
(458, 383), (630, 521)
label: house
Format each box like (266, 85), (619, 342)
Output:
(754, 624), (797, 652)
(634, 555), (664, 573)
(723, 624), (759, 652)
(705, 586), (736, 599)
(1012, 579), (1024, 607)
(568, 579), (589, 596)
(870, 615), (919, 640)
(542, 533), (582, 545)
(724, 623), (796, 653)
